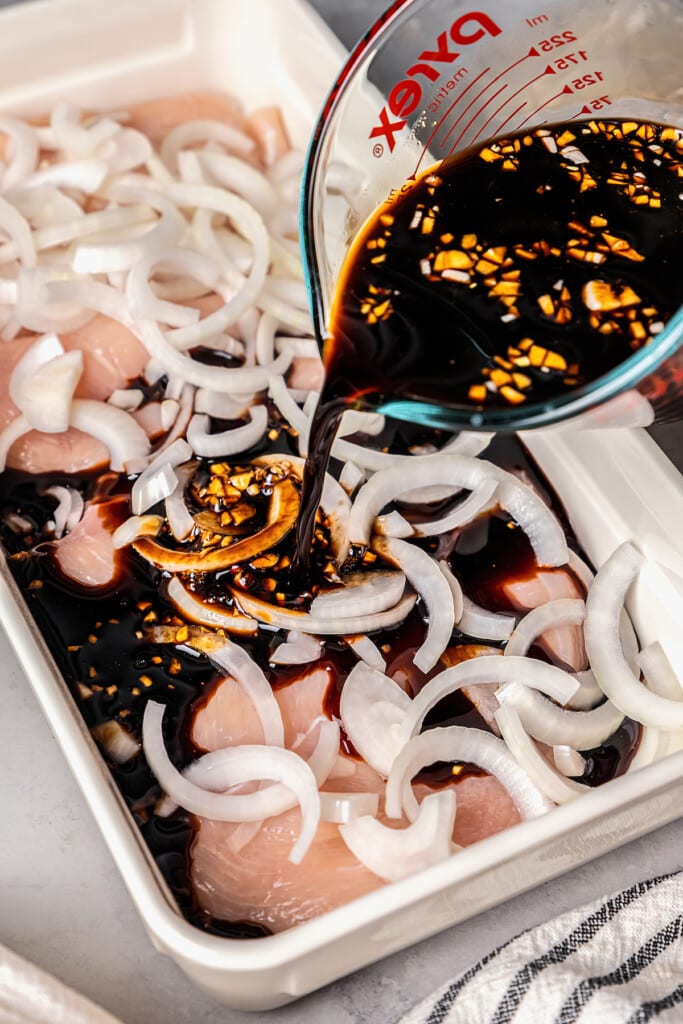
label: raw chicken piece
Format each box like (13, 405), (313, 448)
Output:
(124, 92), (251, 149)
(425, 775), (520, 847)
(191, 809), (382, 932)
(63, 314), (148, 402)
(0, 316), (148, 473)
(504, 568), (587, 672)
(53, 498), (126, 588)
(132, 402), (165, 441)
(288, 356), (323, 392)
(191, 665), (332, 752)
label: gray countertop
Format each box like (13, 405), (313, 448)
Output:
(1, 2), (682, 1023)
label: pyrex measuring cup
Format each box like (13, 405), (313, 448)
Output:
(301, 0), (683, 431)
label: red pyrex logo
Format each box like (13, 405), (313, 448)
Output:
(369, 11), (502, 152)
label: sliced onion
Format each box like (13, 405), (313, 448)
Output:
(505, 599), (585, 658)
(112, 514), (163, 549)
(310, 570), (406, 619)
(0, 116), (39, 190)
(131, 438), (192, 515)
(438, 560), (465, 625)
(414, 480), (498, 538)
(187, 406), (268, 458)
(386, 725), (552, 822)
(25, 158), (108, 193)
(91, 720), (140, 765)
(32, 204), (154, 254)
(125, 247), (219, 327)
(131, 461), (177, 515)
(233, 587), (417, 636)
(638, 642), (683, 702)
(165, 182), (269, 347)
(166, 576), (257, 636)
(376, 510), (413, 539)
(268, 373), (309, 436)
(321, 791), (380, 825)
(164, 465), (195, 542)
(497, 681), (624, 750)
(109, 388), (144, 412)
(139, 319), (291, 393)
(495, 704), (587, 804)
(142, 701), (318, 863)
(458, 595), (515, 642)
(196, 150), (279, 216)
(68, 399), (150, 471)
(43, 484), (83, 538)
(345, 634), (386, 671)
(160, 119), (256, 171)
(270, 631), (321, 666)
(584, 543), (683, 729)
(136, 475), (298, 572)
(338, 410), (385, 438)
(195, 388), (255, 420)
(350, 454), (567, 567)
(73, 187), (186, 273)
(339, 661), (412, 777)
(569, 669), (605, 711)
(553, 745), (587, 777)
(340, 790), (456, 881)
(399, 655), (579, 747)
(205, 639), (284, 747)
(376, 537), (453, 673)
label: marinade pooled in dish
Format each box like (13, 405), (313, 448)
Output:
(0, 94), (650, 938)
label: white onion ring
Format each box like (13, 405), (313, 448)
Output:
(638, 642), (683, 702)
(166, 576), (257, 636)
(398, 655), (579, 747)
(270, 631), (321, 666)
(350, 454), (567, 567)
(497, 681), (625, 750)
(0, 414), (32, 472)
(376, 537), (454, 673)
(437, 560), (465, 624)
(204, 640), (284, 748)
(505, 599), (585, 658)
(186, 406), (268, 458)
(131, 438), (192, 515)
(125, 247), (219, 327)
(310, 570), (406, 620)
(340, 790), (456, 881)
(413, 479), (498, 538)
(458, 595), (515, 642)
(386, 725), (552, 822)
(495, 704), (587, 804)
(42, 485), (81, 538)
(232, 588), (417, 636)
(320, 791), (381, 824)
(164, 465), (195, 542)
(73, 187), (185, 273)
(160, 119), (256, 171)
(112, 514), (163, 549)
(584, 543), (683, 729)
(69, 400), (150, 471)
(553, 745), (587, 777)
(142, 701), (319, 864)
(345, 634), (386, 671)
(339, 661), (412, 777)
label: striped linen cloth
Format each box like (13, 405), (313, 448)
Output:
(398, 874), (683, 1024)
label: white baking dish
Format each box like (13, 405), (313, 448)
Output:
(2, 0), (683, 1011)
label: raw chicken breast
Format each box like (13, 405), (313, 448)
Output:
(125, 92), (251, 149)
(248, 106), (291, 168)
(504, 568), (587, 672)
(53, 498), (126, 588)
(0, 316), (148, 473)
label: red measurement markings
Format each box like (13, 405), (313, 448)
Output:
(448, 63), (558, 154)
(439, 45), (542, 150)
(470, 100), (528, 146)
(412, 66), (491, 178)
(518, 83), (574, 128)
(445, 84), (509, 156)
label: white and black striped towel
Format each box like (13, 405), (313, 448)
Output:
(398, 874), (683, 1024)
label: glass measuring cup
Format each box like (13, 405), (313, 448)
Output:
(300, 0), (683, 431)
